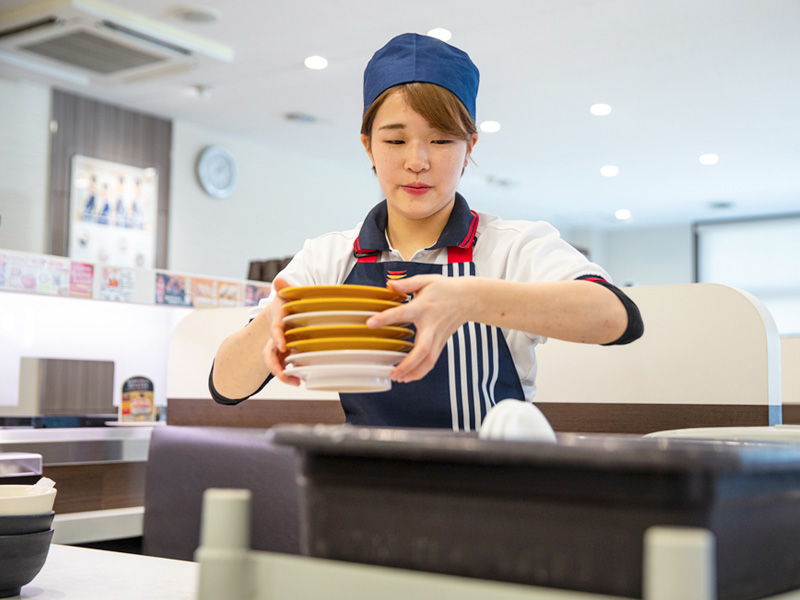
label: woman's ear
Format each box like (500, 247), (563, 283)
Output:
(361, 133), (373, 163)
(464, 133), (479, 167)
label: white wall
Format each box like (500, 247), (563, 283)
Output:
(599, 224), (693, 286)
(169, 120), (380, 279)
(0, 291), (192, 410)
(0, 77), (51, 254)
(562, 224), (694, 286)
(0, 75), (696, 287)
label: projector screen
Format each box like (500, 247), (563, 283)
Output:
(695, 215), (800, 335)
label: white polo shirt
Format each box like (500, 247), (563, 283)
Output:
(257, 202), (611, 402)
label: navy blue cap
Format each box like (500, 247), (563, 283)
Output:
(363, 33), (479, 121)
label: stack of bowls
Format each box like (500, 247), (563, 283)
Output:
(280, 285), (414, 392)
(0, 483), (57, 598)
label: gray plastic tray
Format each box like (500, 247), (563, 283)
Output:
(272, 424), (800, 600)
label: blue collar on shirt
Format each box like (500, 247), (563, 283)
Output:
(356, 193), (477, 253)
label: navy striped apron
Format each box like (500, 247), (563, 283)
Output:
(340, 198), (525, 430)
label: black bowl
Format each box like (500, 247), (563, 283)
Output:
(0, 528), (54, 598)
(0, 511), (55, 536)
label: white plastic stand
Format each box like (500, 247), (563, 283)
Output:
(194, 488), (252, 600)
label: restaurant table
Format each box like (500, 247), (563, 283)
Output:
(21, 544), (198, 599)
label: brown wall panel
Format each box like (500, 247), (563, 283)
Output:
(537, 402), (777, 435)
(167, 398), (775, 435)
(166, 398), (346, 429)
(48, 89), (171, 268)
(44, 462), (147, 514)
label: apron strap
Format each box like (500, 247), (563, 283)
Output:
(447, 244), (473, 263)
(447, 210), (479, 263)
(353, 237), (379, 263)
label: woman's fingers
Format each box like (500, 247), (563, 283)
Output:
(366, 304), (411, 329)
(391, 330), (447, 383)
(263, 339), (300, 386)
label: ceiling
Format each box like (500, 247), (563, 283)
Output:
(1, 0), (798, 232)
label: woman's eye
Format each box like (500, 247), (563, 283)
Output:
(432, 139), (453, 145)
(384, 140), (405, 145)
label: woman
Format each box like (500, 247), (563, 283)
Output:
(211, 33), (643, 430)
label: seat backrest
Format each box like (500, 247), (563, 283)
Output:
(165, 307), (343, 427)
(141, 425), (301, 561)
(167, 306), (339, 402)
(783, 336), (800, 421)
(534, 283), (781, 434)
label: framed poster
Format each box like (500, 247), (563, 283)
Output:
(68, 155), (158, 268)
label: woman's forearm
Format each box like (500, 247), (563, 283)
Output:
(458, 277), (628, 344)
(211, 307), (274, 399)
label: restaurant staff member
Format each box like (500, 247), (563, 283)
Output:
(210, 33), (643, 430)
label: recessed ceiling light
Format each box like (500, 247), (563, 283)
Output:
(479, 120), (501, 133)
(699, 153), (719, 165)
(589, 103), (612, 116)
(304, 56), (328, 70)
(615, 209), (632, 221)
(427, 28), (452, 42)
(600, 165), (619, 177)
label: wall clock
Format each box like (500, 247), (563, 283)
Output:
(197, 145), (237, 198)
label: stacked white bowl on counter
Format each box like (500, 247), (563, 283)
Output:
(0, 478), (57, 598)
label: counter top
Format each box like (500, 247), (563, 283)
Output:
(22, 544), (198, 599)
(0, 426), (154, 465)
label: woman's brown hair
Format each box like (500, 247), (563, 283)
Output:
(361, 82), (477, 142)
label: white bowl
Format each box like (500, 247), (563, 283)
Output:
(0, 485), (58, 516)
(479, 399), (557, 443)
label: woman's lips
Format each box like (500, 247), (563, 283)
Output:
(402, 184), (432, 196)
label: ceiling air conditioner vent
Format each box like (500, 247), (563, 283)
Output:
(0, 0), (233, 84)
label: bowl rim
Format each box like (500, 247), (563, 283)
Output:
(0, 484), (58, 497)
(0, 510), (55, 519)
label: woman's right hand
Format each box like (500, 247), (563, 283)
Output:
(262, 277), (301, 386)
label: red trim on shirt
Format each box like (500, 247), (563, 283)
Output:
(458, 210), (479, 248)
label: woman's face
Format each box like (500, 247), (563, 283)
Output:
(361, 91), (477, 224)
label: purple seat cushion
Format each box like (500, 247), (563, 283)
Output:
(142, 426), (300, 560)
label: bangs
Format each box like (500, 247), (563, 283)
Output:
(361, 82), (477, 141)
(402, 82), (476, 140)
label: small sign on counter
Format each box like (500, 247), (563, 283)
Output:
(119, 376), (156, 423)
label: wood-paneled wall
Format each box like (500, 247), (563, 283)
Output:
(48, 89), (171, 268)
(39, 358), (115, 415)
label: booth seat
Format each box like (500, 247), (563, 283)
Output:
(141, 425), (300, 561)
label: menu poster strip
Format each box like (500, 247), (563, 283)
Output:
(245, 282), (271, 307)
(218, 281), (244, 308)
(1, 253), (70, 296)
(191, 277), (217, 308)
(99, 266), (136, 302)
(155, 272), (193, 307)
(69, 262), (94, 298)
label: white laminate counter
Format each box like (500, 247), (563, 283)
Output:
(22, 544), (198, 599)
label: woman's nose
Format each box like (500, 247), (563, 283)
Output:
(405, 142), (429, 172)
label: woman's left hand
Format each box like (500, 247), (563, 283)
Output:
(365, 274), (470, 382)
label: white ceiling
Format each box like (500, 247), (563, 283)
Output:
(1, 0), (799, 232)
